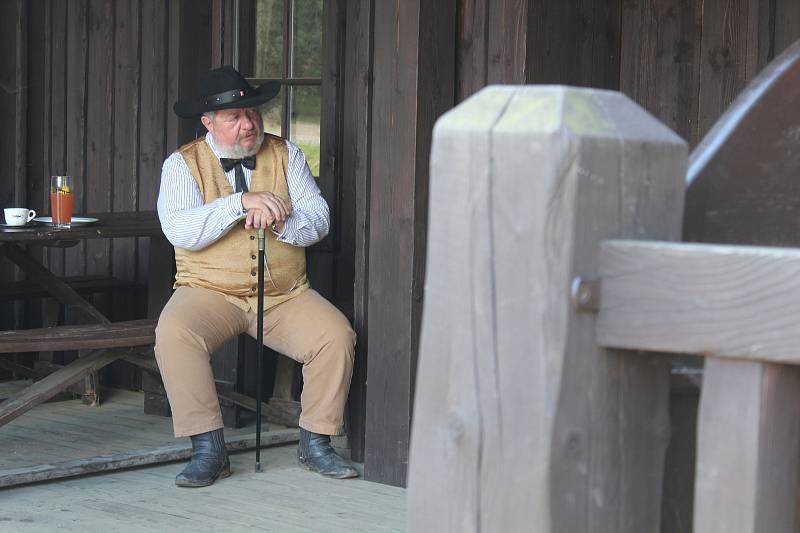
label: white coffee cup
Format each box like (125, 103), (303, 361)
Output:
(4, 208), (36, 226)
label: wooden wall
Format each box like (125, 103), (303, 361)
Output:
(0, 0), (29, 377)
(342, 0), (800, 488)
(456, 0), (800, 148)
(1, 0), (210, 384)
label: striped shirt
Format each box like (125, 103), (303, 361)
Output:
(157, 132), (329, 251)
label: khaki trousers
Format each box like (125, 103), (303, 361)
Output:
(154, 287), (355, 438)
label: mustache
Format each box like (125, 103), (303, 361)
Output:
(214, 130), (264, 158)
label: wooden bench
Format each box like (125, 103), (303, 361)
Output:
(0, 318), (302, 430)
(0, 319), (157, 427)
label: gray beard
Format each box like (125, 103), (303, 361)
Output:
(213, 131), (264, 158)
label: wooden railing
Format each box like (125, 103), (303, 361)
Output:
(408, 40), (800, 533)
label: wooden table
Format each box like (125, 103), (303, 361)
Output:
(0, 211), (175, 426)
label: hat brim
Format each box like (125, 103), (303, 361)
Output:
(173, 80), (281, 119)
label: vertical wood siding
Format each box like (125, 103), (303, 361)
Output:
(456, 0), (800, 148)
(4, 0), (210, 385)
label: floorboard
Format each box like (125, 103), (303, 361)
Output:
(0, 387), (406, 532)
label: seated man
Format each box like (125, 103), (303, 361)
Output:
(155, 65), (357, 487)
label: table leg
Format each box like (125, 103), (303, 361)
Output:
(1, 243), (109, 405)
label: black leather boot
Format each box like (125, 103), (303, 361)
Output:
(175, 428), (231, 488)
(298, 428), (359, 479)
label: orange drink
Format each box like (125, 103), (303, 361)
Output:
(50, 176), (75, 228)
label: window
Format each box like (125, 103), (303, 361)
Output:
(235, 0), (323, 177)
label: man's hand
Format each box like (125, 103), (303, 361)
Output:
(241, 192), (291, 230)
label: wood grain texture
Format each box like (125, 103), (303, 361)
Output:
(697, 0), (760, 140)
(487, 0), (527, 83)
(456, 0), (488, 101)
(136, 0), (169, 291)
(110, 0), (141, 330)
(598, 240), (800, 363)
(64, 0), (90, 280)
(527, 0), (621, 89)
(365, 0), (455, 487)
(774, 0), (800, 55)
(0, 0), (29, 353)
(694, 358), (800, 532)
(341, 0), (373, 462)
(408, 86), (687, 532)
(620, 0), (702, 146)
(0, 320), (155, 353)
(85, 0), (114, 287)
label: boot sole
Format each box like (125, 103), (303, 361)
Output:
(298, 458), (359, 479)
(175, 464), (232, 488)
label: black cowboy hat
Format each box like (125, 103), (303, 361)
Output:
(173, 65), (281, 118)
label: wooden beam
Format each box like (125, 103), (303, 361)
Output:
(0, 428), (300, 489)
(408, 87), (687, 532)
(0, 348), (148, 427)
(597, 240), (800, 364)
(693, 358), (800, 532)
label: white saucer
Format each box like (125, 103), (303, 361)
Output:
(0, 222), (36, 229)
(33, 216), (99, 226)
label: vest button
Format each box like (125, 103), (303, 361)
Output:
(250, 235), (255, 240)
(251, 271), (256, 276)
(251, 255), (256, 260)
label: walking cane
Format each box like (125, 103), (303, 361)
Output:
(254, 227), (266, 472)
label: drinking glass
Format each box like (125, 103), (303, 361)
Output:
(50, 176), (75, 229)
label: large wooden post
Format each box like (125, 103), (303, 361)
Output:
(408, 86), (687, 532)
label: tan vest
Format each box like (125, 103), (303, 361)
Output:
(173, 134), (309, 310)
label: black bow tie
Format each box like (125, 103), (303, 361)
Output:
(220, 156), (256, 173)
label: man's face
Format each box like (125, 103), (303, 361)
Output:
(202, 107), (264, 156)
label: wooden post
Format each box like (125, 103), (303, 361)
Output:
(694, 358), (800, 532)
(408, 86), (687, 532)
(340, 0), (373, 465)
(364, 0), (456, 486)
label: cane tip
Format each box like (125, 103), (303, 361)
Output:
(255, 462), (262, 473)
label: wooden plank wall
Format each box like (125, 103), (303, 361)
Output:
(338, 0), (800, 487)
(2, 0), (211, 388)
(455, 0), (800, 149)
(0, 0), (29, 379)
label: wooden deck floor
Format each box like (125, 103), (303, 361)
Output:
(0, 384), (407, 532)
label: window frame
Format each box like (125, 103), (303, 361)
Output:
(233, 0), (323, 173)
